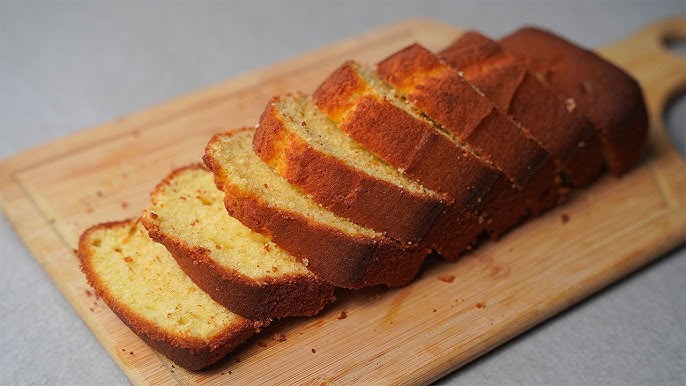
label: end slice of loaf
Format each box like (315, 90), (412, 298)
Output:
(203, 128), (429, 289)
(253, 92), (445, 244)
(500, 26), (648, 175)
(439, 30), (605, 186)
(141, 165), (335, 320)
(313, 61), (503, 258)
(77, 219), (259, 370)
(376, 43), (562, 215)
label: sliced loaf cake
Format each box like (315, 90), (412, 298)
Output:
(253, 92), (445, 244)
(499, 27), (648, 175)
(439, 30), (605, 186)
(141, 165), (335, 320)
(376, 43), (562, 215)
(77, 220), (260, 370)
(203, 128), (429, 289)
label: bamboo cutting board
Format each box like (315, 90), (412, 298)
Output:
(1, 17), (685, 385)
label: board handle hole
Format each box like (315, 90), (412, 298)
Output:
(662, 34), (686, 57)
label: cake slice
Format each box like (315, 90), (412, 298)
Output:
(376, 43), (564, 215)
(141, 165), (335, 321)
(500, 27), (648, 175)
(203, 128), (429, 289)
(253, 92), (445, 244)
(77, 219), (260, 370)
(439, 30), (605, 186)
(313, 61), (510, 258)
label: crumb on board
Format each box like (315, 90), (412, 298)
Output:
(311, 348), (316, 353)
(561, 213), (570, 224)
(120, 201), (128, 209)
(273, 333), (287, 342)
(337, 310), (347, 320)
(476, 302), (486, 309)
(437, 274), (455, 283)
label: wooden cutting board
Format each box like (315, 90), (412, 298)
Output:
(1, 17), (684, 386)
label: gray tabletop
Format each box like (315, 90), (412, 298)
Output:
(1, 1), (684, 385)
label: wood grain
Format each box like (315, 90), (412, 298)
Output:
(1, 17), (684, 385)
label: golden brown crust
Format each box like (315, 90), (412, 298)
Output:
(376, 44), (561, 215)
(499, 27), (648, 176)
(140, 168), (336, 321)
(440, 31), (605, 187)
(253, 95), (444, 244)
(204, 129), (429, 289)
(77, 220), (258, 370)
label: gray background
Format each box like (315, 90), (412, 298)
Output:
(1, 1), (684, 385)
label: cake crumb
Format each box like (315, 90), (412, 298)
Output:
(433, 309), (437, 313)
(337, 310), (347, 320)
(476, 302), (486, 309)
(85, 289), (92, 297)
(130, 351), (134, 355)
(120, 201), (128, 209)
(124, 256), (133, 263)
(273, 333), (287, 342)
(96, 190), (104, 198)
(438, 274), (455, 283)
(561, 213), (570, 224)
(565, 97), (577, 112)
(311, 348), (316, 353)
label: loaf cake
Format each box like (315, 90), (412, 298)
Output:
(253, 92), (445, 244)
(77, 220), (260, 370)
(203, 128), (430, 289)
(376, 43), (563, 218)
(439, 31), (605, 187)
(76, 23), (649, 372)
(500, 27), (648, 175)
(313, 61), (510, 258)
(141, 165), (335, 320)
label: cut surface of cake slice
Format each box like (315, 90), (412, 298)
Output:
(77, 219), (259, 370)
(141, 165), (335, 320)
(204, 128), (429, 289)
(376, 43), (563, 214)
(499, 26), (648, 175)
(439, 30), (604, 186)
(253, 92), (445, 244)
